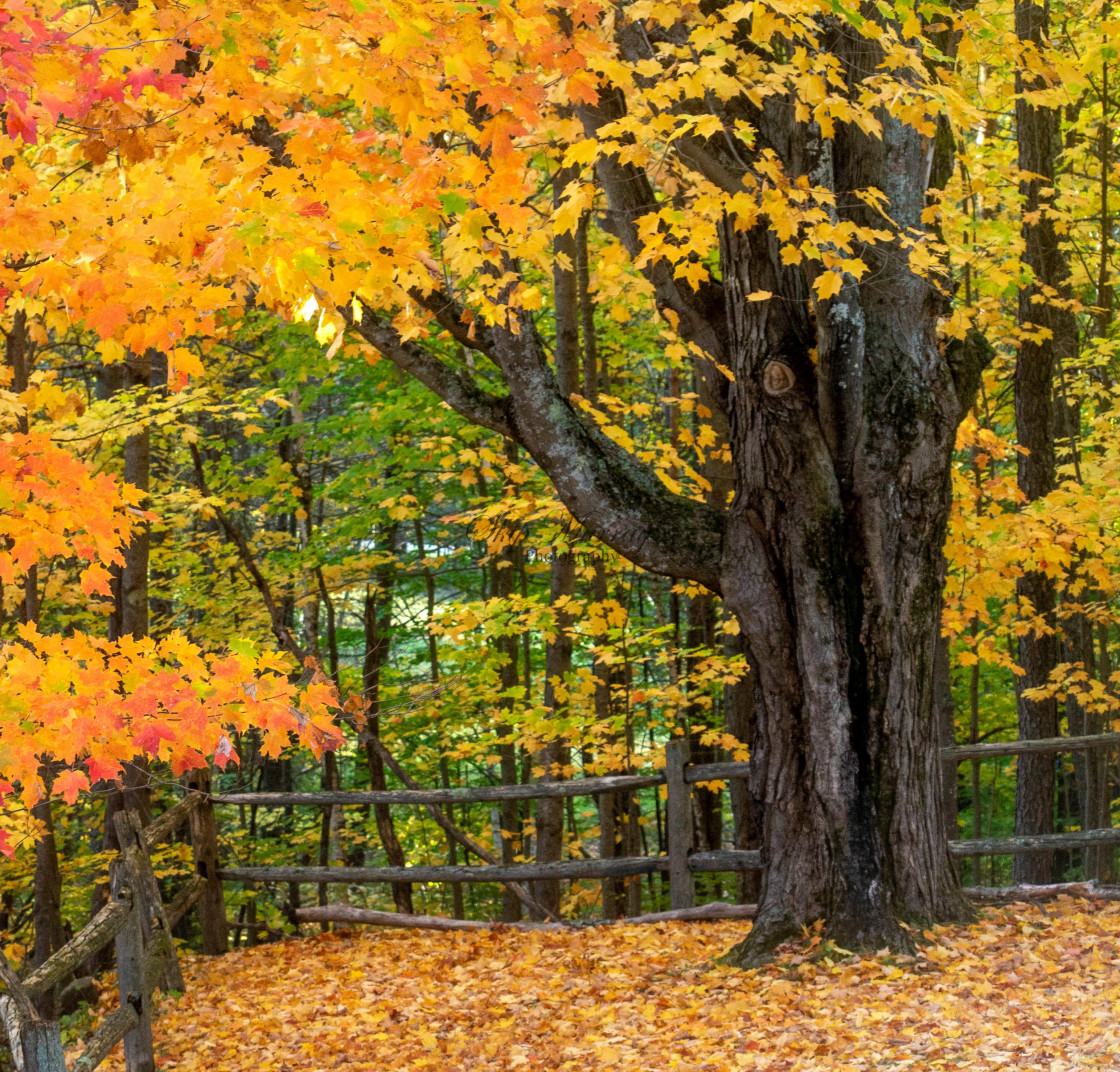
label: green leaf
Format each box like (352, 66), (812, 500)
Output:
(440, 192), (471, 215)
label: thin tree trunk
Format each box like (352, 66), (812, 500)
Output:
(415, 515), (465, 918)
(577, 223), (627, 918)
(492, 535), (524, 923)
(532, 552), (574, 917)
(30, 799), (63, 1021)
(1012, 0), (1077, 884)
(362, 525), (413, 915)
(685, 593), (722, 890)
(7, 313), (66, 1011)
(532, 171), (581, 917)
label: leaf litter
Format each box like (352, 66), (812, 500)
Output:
(90, 898), (1120, 1070)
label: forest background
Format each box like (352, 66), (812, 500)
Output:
(0, 0), (1118, 1004)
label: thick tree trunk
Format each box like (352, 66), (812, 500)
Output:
(717, 109), (973, 961)
(354, 10), (986, 960)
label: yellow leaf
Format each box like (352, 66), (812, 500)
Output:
(814, 271), (844, 300)
(96, 338), (126, 364)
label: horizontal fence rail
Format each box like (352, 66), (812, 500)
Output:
(942, 730), (1120, 762)
(211, 772), (667, 807)
(218, 849), (762, 888)
(683, 761), (751, 784)
(211, 762), (755, 809)
(941, 730), (1120, 860)
(948, 828), (1120, 856)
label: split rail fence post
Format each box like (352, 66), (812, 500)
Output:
(114, 811), (185, 995)
(665, 738), (694, 910)
(109, 830), (155, 1072)
(0, 968), (65, 1072)
(599, 790), (618, 919)
(184, 768), (228, 954)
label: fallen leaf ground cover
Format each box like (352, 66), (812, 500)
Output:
(96, 899), (1120, 1071)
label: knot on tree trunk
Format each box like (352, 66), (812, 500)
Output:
(762, 362), (795, 396)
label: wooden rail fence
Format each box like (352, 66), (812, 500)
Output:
(209, 732), (1120, 929)
(211, 740), (750, 916)
(4, 729), (1117, 1070)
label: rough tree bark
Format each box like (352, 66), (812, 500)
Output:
(1012, 0), (1078, 885)
(347, 9), (987, 960)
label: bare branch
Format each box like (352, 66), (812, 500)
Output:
(188, 443), (306, 661)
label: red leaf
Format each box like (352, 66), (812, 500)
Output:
(124, 68), (187, 98)
(86, 754), (122, 784)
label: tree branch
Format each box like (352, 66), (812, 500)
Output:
(573, 90), (729, 366)
(406, 287), (498, 361)
(346, 289), (724, 590)
(345, 304), (514, 438)
(491, 313), (725, 591)
(945, 328), (996, 421)
(188, 442), (306, 662)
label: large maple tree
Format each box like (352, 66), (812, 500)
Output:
(7, 0), (1097, 960)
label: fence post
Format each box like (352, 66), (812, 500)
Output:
(110, 843), (154, 1072)
(665, 738), (694, 910)
(599, 791), (618, 919)
(113, 810), (185, 1003)
(184, 768), (228, 955)
(0, 963), (65, 1072)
